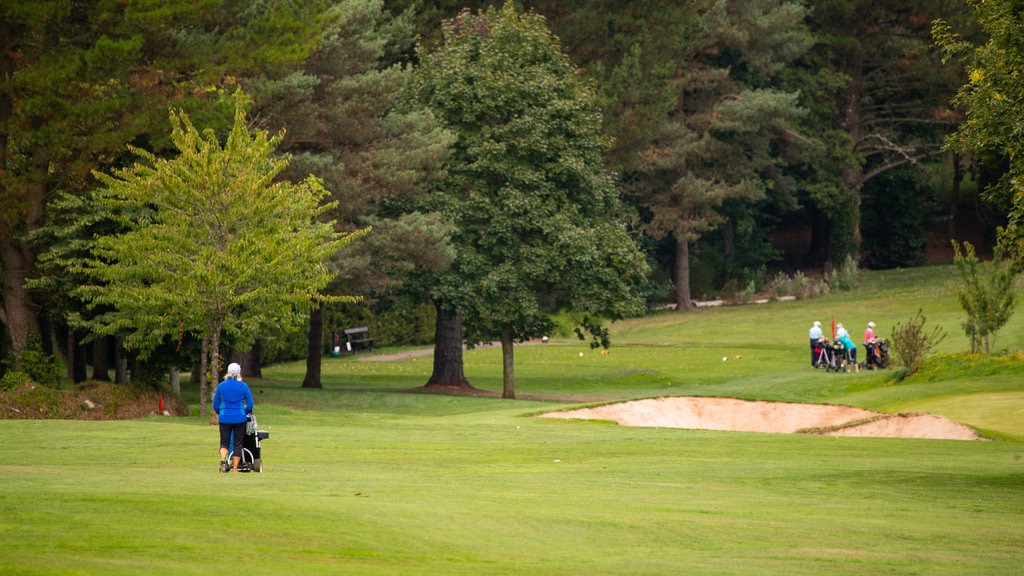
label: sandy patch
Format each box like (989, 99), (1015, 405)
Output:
(538, 396), (983, 440)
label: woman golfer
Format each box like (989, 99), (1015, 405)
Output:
(213, 362), (254, 473)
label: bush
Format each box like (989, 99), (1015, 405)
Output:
(769, 271), (791, 298)
(951, 237), (1018, 354)
(0, 370), (32, 392)
(791, 270), (809, 299)
(829, 254), (860, 292)
(17, 332), (61, 388)
(890, 309), (947, 375)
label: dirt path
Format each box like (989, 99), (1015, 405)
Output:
(360, 347), (435, 362)
(538, 396), (983, 440)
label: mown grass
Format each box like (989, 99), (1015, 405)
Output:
(1, 264), (1022, 575)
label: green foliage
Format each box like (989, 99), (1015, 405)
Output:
(0, 370), (31, 393)
(935, 0), (1024, 265)
(616, 0), (812, 306)
(951, 237), (1018, 353)
(82, 95), (365, 414)
(409, 2), (649, 346)
(791, 270), (810, 299)
(84, 97), (356, 352)
(890, 309), (947, 375)
(860, 168), (931, 269)
(371, 304), (437, 347)
(827, 254), (860, 292)
(769, 271), (792, 298)
(15, 332), (61, 388)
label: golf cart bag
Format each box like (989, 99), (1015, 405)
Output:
(227, 413), (269, 473)
(865, 338), (890, 370)
(813, 338), (834, 369)
(826, 340), (847, 372)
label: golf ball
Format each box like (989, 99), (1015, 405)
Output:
(723, 356), (727, 362)
(579, 352), (584, 357)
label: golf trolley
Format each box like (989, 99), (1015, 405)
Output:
(222, 413), (269, 473)
(813, 338), (848, 372)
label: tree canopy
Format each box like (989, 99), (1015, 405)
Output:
(935, 0), (1024, 266)
(408, 3), (649, 398)
(81, 97), (364, 415)
(3, 1), (1020, 382)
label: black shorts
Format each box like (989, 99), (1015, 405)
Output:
(219, 421), (247, 455)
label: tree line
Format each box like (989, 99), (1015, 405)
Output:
(1, 0), (1020, 393)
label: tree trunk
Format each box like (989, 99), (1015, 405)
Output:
(199, 334), (210, 419)
(723, 218), (735, 270)
(169, 367), (180, 395)
(114, 335), (128, 385)
(202, 317), (225, 421)
(302, 305), (323, 389)
(209, 320), (224, 424)
(0, 23), (40, 365)
(674, 236), (693, 310)
(92, 337), (110, 381)
(71, 331), (87, 383)
(808, 208), (831, 268)
(249, 341), (263, 377)
(501, 324), (515, 399)
(0, 235), (41, 364)
(950, 152), (963, 238)
(236, 342), (262, 378)
(425, 302), (472, 388)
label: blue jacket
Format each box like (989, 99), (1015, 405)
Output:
(213, 377), (254, 424)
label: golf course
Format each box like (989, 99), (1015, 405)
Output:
(2, 265), (1022, 575)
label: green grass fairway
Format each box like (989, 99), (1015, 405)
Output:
(1, 265), (1022, 575)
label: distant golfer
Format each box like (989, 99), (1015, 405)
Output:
(213, 362), (254, 473)
(835, 323), (859, 373)
(808, 321), (823, 367)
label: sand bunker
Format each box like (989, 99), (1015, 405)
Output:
(538, 396), (982, 440)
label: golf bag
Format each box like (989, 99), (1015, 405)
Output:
(813, 338), (830, 369)
(865, 338), (890, 370)
(826, 340), (848, 372)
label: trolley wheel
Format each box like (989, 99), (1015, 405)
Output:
(254, 458), (263, 473)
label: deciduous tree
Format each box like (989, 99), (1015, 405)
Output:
(81, 98), (363, 417)
(935, 0), (1024, 266)
(951, 237), (1018, 354)
(408, 3), (649, 398)
(1, 0), (334, 370)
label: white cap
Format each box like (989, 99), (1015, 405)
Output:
(227, 363), (242, 375)
(868, 322), (875, 328)
(813, 321), (821, 327)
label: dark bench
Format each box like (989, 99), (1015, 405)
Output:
(344, 326), (378, 354)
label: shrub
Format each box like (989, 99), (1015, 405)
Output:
(17, 332), (61, 388)
(0, 370), (32, 392)
(829, 254), (859, 291)
(890, 309), (947, 375)
(769, 271), (791, 298)
(791, 270), (809, 299)
(951, 237), (1018, 354)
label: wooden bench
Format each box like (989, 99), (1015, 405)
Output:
(343, 326), (378, 354)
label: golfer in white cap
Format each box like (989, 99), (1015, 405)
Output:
(808, 321), (823, 367)
(213, 362), (254, 473)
